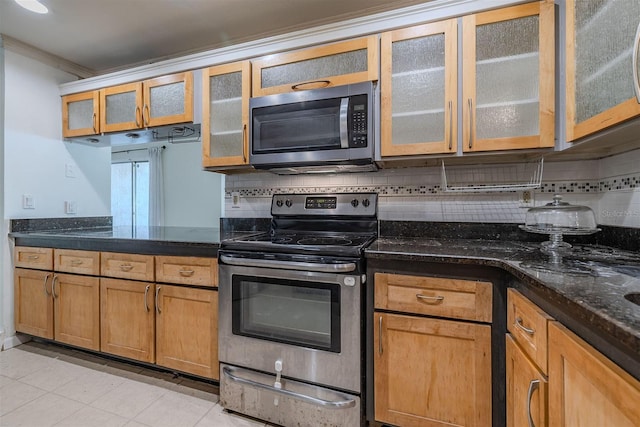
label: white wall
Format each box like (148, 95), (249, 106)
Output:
(2, 50), (111, 349)
(1, 39), (7, 348)
(162, 142), (224, 227)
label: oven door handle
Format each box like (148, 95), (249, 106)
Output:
(220, 255), (357, 273)
(222, 366), (357, 409)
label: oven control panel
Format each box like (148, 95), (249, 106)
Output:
(272, 193), (377, 216)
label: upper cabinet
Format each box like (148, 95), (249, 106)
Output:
(565, 0), (640, 142)
(380, 19), (458, 157)
(101, 72), (193, 133)
(202, 61), (250, 169)
(251, 36), (379, 97)
(62, 90), (100, 138)
(462, 0), (555, 152)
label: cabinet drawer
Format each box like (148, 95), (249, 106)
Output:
(14, 247), (53, 270)
(155, 256), (218, 287)
(374, 273), (492, 322)
(101, 252), (155, 281)
(507, 288), (553, 373)
(54, 249), (100, 275)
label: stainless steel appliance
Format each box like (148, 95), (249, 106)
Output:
(249, 82), (377, 174)
(218, 192), (378, 427)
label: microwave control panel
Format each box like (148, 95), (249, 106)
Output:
(349, 94), (368, 148)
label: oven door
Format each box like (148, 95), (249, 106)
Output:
(219, 259), (362, 393)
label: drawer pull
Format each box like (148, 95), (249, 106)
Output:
(27, 255), (40, 260)
(70, 260), (84, 266)
(119, 263), (134, 271)
(144, 284), (150, 312)
(515, 317), (536, 335)
(155, 286), (161, 315)
(43, 273), (52, 296)
(416, 294), (445, 304)
(51, 275), (59, 299)
(378, 316), (383, 356)
(178, 269), (195, 277)
(527, 379), (541, 427)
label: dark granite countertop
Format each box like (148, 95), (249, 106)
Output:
(9, 226), (247, 257)
(366, 237), (640, 379)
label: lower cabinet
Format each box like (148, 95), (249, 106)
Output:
(100, 278), (155, 362)
(155, 285), (218, 379)
(14, 268), (100, 350)
(548, 322), (640, 427)
(374, 312), (492, 426)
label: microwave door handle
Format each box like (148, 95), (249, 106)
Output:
(339, 97), (349, 149)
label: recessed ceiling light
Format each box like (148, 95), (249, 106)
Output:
(15, 0), (48, 14)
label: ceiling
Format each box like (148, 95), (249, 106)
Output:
(0, 0), (431, 75)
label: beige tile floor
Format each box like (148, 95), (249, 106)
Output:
(0, 341), (268, 427)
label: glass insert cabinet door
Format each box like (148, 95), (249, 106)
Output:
(566, 0), (640, 142)
(462, 0), (555, 152)
(380, 19), (457, 157)
(202, 61), (250, 168)
(100, 82), (143, 133)
(143, 72), (193, 128)
(62, 90), (100, 137)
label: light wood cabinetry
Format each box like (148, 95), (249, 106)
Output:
(506, 289), (553, 427)
(373, 273), (492, 427)
(202, 61), (250, 169)
(101, 252), (155, 281)
(252, 36), (378, 97)
(100, 72), (193, 132)
(155, 285), (218, 379)
(100, 278), (155, 362)
(548, 322), (640, 427)
(14, 268), (54, 339)
(462, 0), (555, 152)
(565, 0), (640, 142)
(62, 90), (100, 137)
(155, 256), (218, 287)
(14, 247), (100, 350)
(380, 19), (458, 157)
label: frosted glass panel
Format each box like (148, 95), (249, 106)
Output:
(574, 0), (640, 123)
(68, 99), (94, 130)
(210, 72), (243, 158)
(391, 34), (446, 144)
(261, 50), (367, 88)
(149, 81), (185, 118)
(476, 15), (539, 139)
(105, 91), (136, 124)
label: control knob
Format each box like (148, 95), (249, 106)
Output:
(276, 200), (283, 207)
(351, 199), (359, 208)
(362, 198), (370, 207)
(285, 199), (293, 208)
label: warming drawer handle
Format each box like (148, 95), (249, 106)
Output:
(515, 317), (536, 335)
(220, 255), (357, 273)
(222, 366), (357, 409)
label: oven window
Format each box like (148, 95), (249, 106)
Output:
(232, 275), (341, 352)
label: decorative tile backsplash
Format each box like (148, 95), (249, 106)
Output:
(224, 150), (640, 228)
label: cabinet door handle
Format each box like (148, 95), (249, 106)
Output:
(135, 106), (141, 127)
(144, 284), (150, 312)
(143, 104), (150, 126)
(515, 317), (535, 335)
(43, 273), (52, 296)
(378, 315), (383, 356)
(119, 263), (134, 272)
(448, 100), (453, 150)
(27, 255), (40, 260)
(51, 275), (59, 299)
(527, 379), (541, 427)
(291, 80), (331, 91)
(92, 112), (97, 133)
(70, 259), (83, 266)
(178, 269), (195, 277)
(416, 294), (445, 304)
(633, 21), (640, 103)
(155, 286), (161, 315)
(467, 98), (473, 149)
(242, 123), (247, 163)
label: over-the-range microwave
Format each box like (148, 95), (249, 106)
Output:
(249, 81), (377, 174)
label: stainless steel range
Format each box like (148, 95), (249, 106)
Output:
(218, 193), (377, 427)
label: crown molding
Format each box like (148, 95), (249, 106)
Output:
(1, 34), (95, 78)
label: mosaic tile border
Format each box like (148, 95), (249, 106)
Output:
(225, 173), (640, 198)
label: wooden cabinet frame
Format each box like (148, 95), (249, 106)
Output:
(62, 90), (100, 137)
(99, 82), (144, 133)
